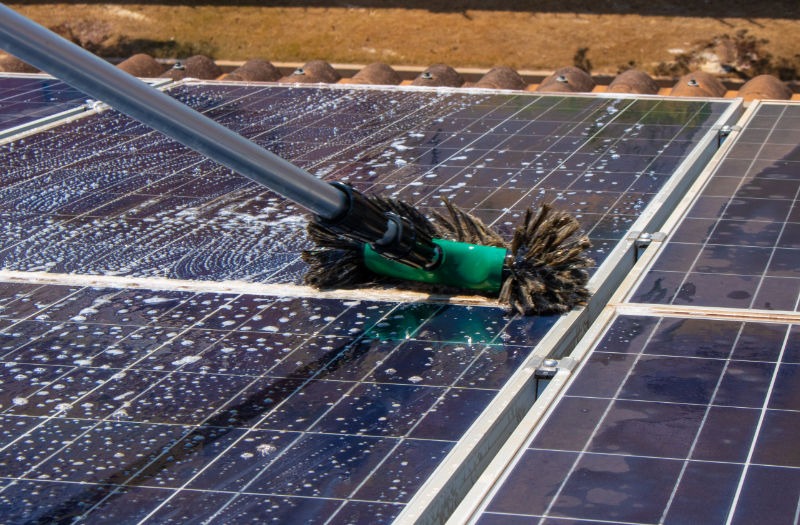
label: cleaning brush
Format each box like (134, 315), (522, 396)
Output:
(303, 185), (593, 316)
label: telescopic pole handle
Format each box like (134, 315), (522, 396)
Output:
(0, 4), (347, 220)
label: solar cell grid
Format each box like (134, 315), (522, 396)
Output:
(478, 314), (800, 525)
(632, 102), (800, 311)
(0, 75), (89, 131)
(0, 281), (557, 523)
(0, 82), (739, 523)
(0, 84), (732, 282)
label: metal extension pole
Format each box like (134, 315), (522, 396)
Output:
(0, 4), (347, 220)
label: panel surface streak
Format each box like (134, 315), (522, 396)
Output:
(632, 103), (800, 311)
(0, 84), (731, 282)
(0, 75), (88, 130)
(479, 314), (800, 524)
(0, 83), (736, 523)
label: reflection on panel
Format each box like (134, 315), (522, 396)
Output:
(0, 282), (555, 523)
(632, 103), (800, 311)
(478, 314), (800, 524)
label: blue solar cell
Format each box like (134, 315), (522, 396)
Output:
(632, 103), (800, 311)
(727, 466), (800, 524)
(479, 314), (800, 524)
(0, 75), (88, 130)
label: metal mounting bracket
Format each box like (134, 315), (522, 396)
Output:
(627, 230), (667, 262)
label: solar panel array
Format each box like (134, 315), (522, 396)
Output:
(0, 75), (89, 132)
(0, 77), (742, 524)
(471, 102), (800, 525)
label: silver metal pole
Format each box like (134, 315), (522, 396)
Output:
(0, 4), (347, 220)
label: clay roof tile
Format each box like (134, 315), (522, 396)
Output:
(670, 71), (726, 97)
(117, 53), (167, 78)
(738, 74), (793, 101)
(223, 59), (281, 82)
(351, 62), (402, 85)
(474, 66), (526, 90)
(606, 69), (659, 95)
(279, 60), (341, 83)
(536, 66), (595, 93)
(412, 64), (464, 87)
(160, 55), (223, 80)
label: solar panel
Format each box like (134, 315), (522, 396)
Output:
(474, 313), (799, 524)
(0, 74), (90, 133)
(0, 83), (733, 281)
(0, 81), (741, 523)
(630, 102), (800, 311)
(0, 281), (556, 523)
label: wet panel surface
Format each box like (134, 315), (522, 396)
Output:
(632, 103), (800, 311)
(479, 314), (800, 524)
(1, 83), (732, 280)
(0, 82), (740, 523)
(0, 283), (546, 523)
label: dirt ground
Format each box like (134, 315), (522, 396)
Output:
(8, 2), (800, 77)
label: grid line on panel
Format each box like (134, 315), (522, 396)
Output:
(1, 286), (425, 523)
(724, 324), (794, 525)
(537, 315), (667, 521)
(135, 301), (431, 524)
(482, 98), (709, 238)
(486, 98), (637, 224)
(657, 321), (749, 523)
(478, 313), (800, 525)
(388, 94), (570, 211)
(631, 102), (800, 312)
(0, 289), (248, 467)
(671, 104), (787, 310)
(284, 90), (468, 176)
(469, 97), (630, 221)
(0, 82), (260, 207)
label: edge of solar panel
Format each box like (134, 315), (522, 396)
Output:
(390, 96), (742, 524)
(0, 73), (171, 139)
(0, 78), (744, 524)
(450, 99), (799, 524)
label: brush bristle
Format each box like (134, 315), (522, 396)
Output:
(302, 187), (593, 315)
(498, 204), (593, 315)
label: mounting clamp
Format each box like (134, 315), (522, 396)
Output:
(534, 358), (559, 379)
(627, 230), (666, 262)
(716, 125), (741, 147)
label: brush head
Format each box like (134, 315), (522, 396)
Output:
(302, 186), (593, 315)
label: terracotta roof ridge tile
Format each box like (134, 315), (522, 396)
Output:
(2, 51), (798, 100)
